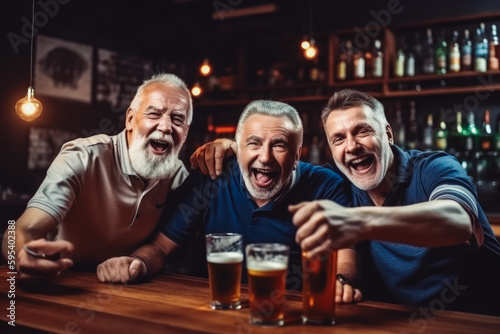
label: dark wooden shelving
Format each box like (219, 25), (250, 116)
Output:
(387, 70), (500, 83)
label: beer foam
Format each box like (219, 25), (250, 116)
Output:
(207, 252), (243, 264)
(247, 261), (287, 271)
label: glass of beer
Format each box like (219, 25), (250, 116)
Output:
(205, 233), (243, 310)
(246, 243), (289, 327)
(301, 250), (337, 325)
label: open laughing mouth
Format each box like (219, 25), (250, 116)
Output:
(149, 139), (171, 155)
(348, 155), (374, 174)
(251, 168), (278, 188)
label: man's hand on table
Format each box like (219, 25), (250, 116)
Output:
(97, 256), (147, 283)
(336, 279), (363, 304)
(18, 238), (74, 280)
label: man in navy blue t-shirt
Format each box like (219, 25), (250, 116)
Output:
(291, 89), (500, 315)
(97, 100), (362, 304)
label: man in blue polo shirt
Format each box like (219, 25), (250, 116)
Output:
(97, 100), (362, 303)
(291, 89), (500, 315)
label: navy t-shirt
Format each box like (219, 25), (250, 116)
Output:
(160, 157), (351, 288)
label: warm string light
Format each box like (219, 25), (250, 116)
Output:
(191, 82), (203, 97)
(301, 39), (310, 50)
(304, 39), (318, 60)
(199, 59), (213, 76)
(15, 0), (43, 122)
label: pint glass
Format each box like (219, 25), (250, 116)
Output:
(246, 243), (289, 327)
(301, 250), (337, 325)
(205, 233), (243, 310)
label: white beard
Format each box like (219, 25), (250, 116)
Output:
(128, 131), (181, 180)
(238, 159), (289, 202)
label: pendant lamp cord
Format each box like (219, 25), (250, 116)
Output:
(30, 0), (35, 88)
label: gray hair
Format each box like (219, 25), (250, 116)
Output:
(129, 73), (193, 125)
(235, 100), (303, 146)
(321, 89), (387, 129)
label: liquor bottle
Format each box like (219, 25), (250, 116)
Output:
(394, 38), (405, 77)
(337, 43), (347, 81)
(393, 102), (406, 149)
(346, 40), (354, 80)
(448, 111), (464, 156)
(407, 101), (419, 150)
(354, 48), (366, 79)
(372, 39), (384, 78)
(449, 30), (461, 73)
(406, 44), (416, 77)
(489, 25), (499, 71)
(423, 28), (435, 74)
(480, 109), (493, 152)
(435, 30), (447, 75)
(365, 43), (373, 79)
(495, 120), (500, 152)
(464, 111), (480, 153)
(423, 113), (434, 151)
(461, 29), (473, 71)
(474, 25), (488, 72)
(435, 109), (448, 151)
(310, 59), (320, 82)
(413, 32), (423, 76)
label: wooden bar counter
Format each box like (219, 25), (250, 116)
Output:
(1, 266), (499, 333)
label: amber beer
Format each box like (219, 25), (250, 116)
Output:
(302, 250), (337, 325)
(207, 252), (243, 308)
(248, 262), (287, 326)
(246, 243), (289, 327)
(205, 233), (243, 310)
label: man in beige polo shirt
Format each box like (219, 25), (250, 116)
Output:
(2, 73), (192, 280)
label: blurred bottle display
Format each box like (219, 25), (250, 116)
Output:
(354, 47), (366, 79)
(393, 102), (406, 149)
(337, 43), (347, 81)
(407, 101), (419, 150)
(489, 24), (499, 71)
(373, 39), (384, 78)
(435, 30), (448, 74)
(449, 30), (461, 73)
(435, 109), (448, 151)
(394, 38), (406, 77)
(365, 44), (373, 79)
(480, 109), (493, 152)
(448, 111), (464, 156)
(423, 28), (435, 74)
(345, 40), (354, 80)
(413, 32), (423, 76)
(474, 24), (488, 72)
(423, 113), (434, 151)
(465, 111), (480, 154)
(406, 40), (416, 77)
(461, 29), (473, 71)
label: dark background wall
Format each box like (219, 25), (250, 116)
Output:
(1, 0), (500, 214)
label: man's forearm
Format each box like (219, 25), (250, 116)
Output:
(131, 244), (166, 277)
(337, 248), (361, 288)
(359, 199), (473, 247)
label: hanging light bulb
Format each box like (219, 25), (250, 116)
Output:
(304, 39), (318, 60)
(16, 0), (43, 122)
(191, 82), (203, 97)
(199, 59), (213, 77)
(16, 87), (43, 122)
(301, 39), (310, 50)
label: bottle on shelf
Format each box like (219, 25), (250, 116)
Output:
(337, 42), (347, 81)
(423, 28), (435, 74)
(464, 111), (480, 154)
(448, 111), (464, 157)
(489, 25), (499, 71)
(407, 101), (419, 150)
(392, 102), (406, 149)
(406, 41), (416, 77)
(461, 29), (473, 71)
(434, 109), (448, 151)
(413, 32), (423, 76)
(354, 47), (366, 79)
(474, 24), (488, 72)
(365, 43), (373, 79)
(345, 40), (354, 80)
(372, 39), (384, 78)
(435, 30), (448, 75)
(480, 109), (493, 152)
(449, 30), (461, 73)
(495, 119), (500, 152)
(394, 38), (406, 78)
(423, 113), (434, 151)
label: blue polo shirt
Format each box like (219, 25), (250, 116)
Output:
(347, 146), (500, 313)
(160, 157), (351, 287)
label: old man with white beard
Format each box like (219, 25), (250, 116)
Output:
(2, 73), (192, 280)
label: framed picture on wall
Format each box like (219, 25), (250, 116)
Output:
(34, 35), (93, 103)
(28, 127), (79, 170)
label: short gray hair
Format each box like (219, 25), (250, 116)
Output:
(130, 73), (193, 125)
(235, 100), (303, 146)
(321, 89), (387, 129)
